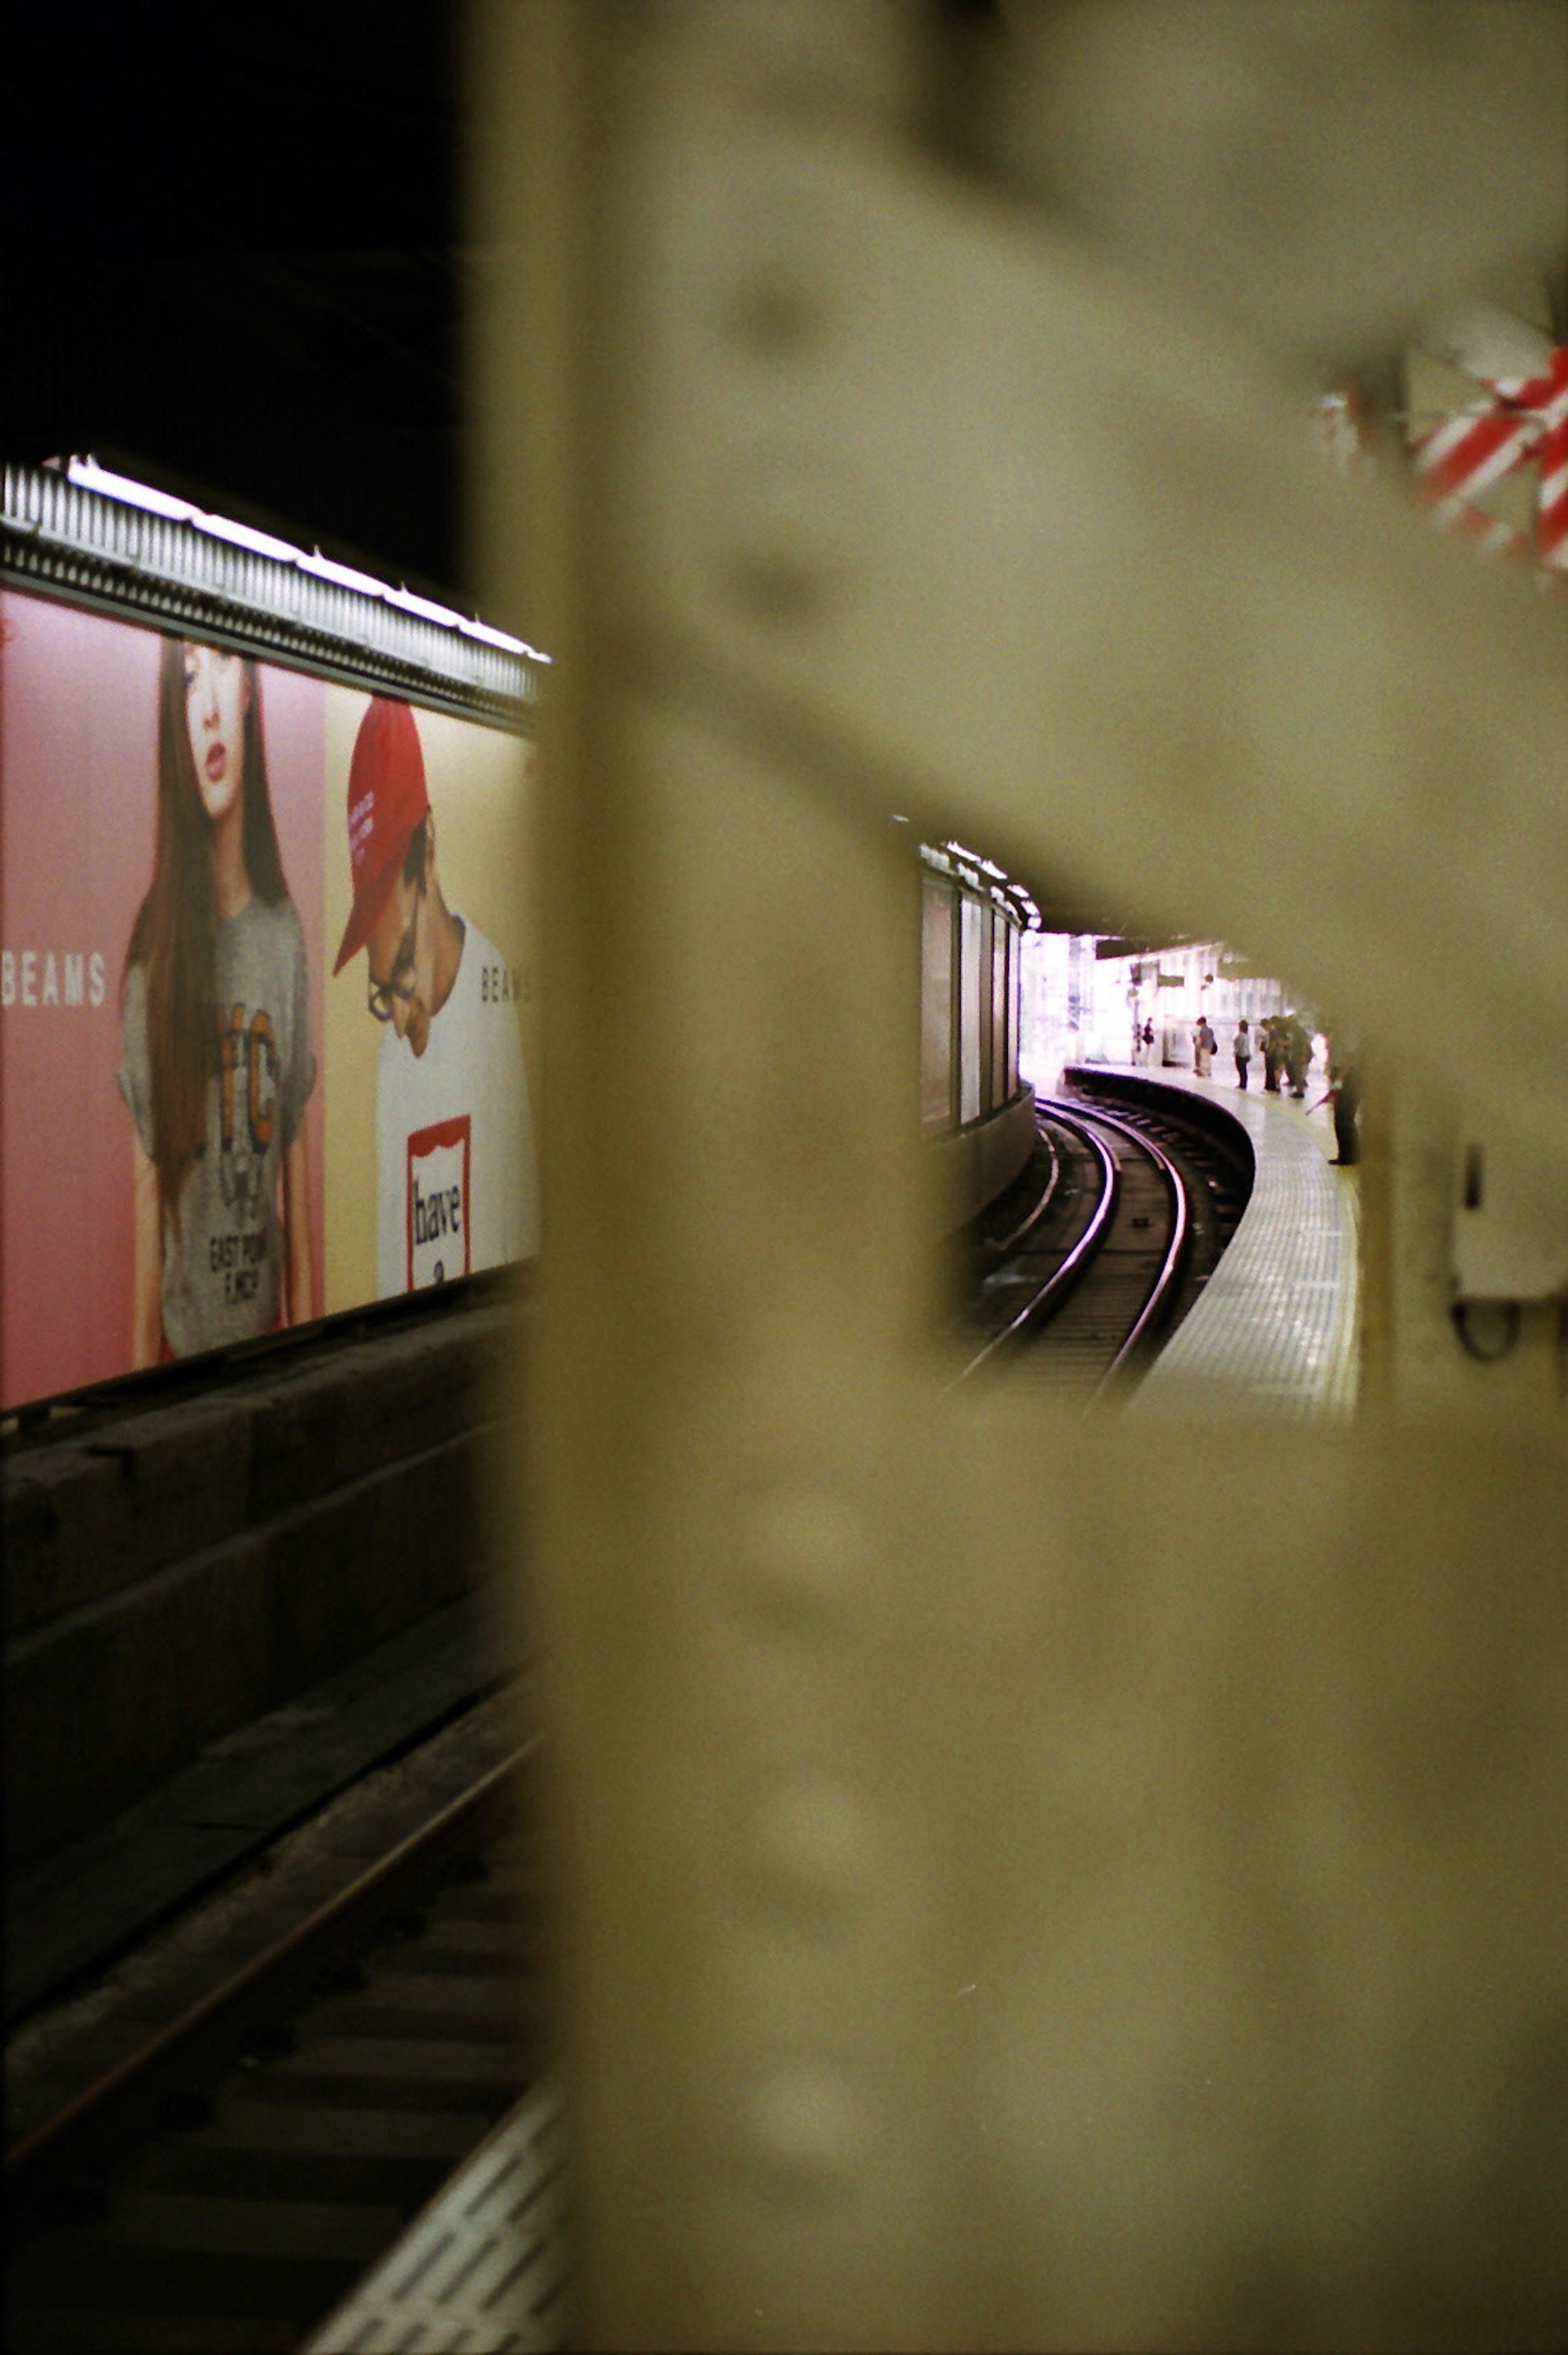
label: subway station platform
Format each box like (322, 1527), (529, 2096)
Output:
(1063, 1060), (1360, 1421)
(301, 2076), (569, 2354)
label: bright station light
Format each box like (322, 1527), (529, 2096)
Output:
(62, 455), (551, 667)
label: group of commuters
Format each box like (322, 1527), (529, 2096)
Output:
(1197, 1010), (1360, 1165)
(1258, 1012), (1315, 1097)
(1211, 1010), (1316, 1097)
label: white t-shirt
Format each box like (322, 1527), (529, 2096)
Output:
(376, 915), (538, 1296)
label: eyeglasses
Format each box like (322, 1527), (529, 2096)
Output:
(367, 895), (421, 1021)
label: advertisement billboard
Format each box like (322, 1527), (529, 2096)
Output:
(0, 586), (539, 1413)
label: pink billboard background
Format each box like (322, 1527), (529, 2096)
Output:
(0, 590), (325, 1407)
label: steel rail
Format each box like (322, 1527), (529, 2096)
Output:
(953, 1106), (1119, 1383)
(1056, 1098), (1193, 1395)
(5, 1737), (538, 2233)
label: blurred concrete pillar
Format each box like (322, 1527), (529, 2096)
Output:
(470, 5), (1568, 2346)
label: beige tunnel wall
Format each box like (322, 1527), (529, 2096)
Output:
(468, 5), (1568, 2348)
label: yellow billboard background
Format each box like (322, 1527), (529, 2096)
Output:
(321, 687), (540, 1313)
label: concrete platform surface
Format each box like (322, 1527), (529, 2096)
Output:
(1064, 1062), (1359, 1420)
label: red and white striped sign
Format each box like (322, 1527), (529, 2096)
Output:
(1412, 345), (1568, 582)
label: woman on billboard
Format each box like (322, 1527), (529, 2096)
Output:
(119, 638), (317, 1363)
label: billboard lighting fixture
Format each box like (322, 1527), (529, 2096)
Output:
(61, 456), (552, 667)
(943, 840), (1007, 885)
(384, 583), (467, 627)
(67, 457), (193, 521)
(460, 617), (550, 661)
(297, 549), (392, 599)
(197, 513), (301, 562)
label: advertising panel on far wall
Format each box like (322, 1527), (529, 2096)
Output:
(0, 586), (539, 1415)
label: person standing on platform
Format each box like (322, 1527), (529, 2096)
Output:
(1262, 1016), (1282, 1092)
(1286, 1014), (1311, 1099)
(1194, 1016), (1216, 1078)
(1330, 1047), (1361, 1165)
(1234, 1019), (1251, 1088)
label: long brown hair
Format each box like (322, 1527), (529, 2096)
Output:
(124, 637), (289, 1230)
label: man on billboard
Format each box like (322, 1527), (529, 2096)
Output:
(332, 696), (537, 1295)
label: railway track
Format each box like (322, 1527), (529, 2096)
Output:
(5, 1734), (566, 2355)
(954, 1079), (1251, 1398)
(1064, 1076), (1254, 1272)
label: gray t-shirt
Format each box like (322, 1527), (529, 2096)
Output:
(120, 896), (316, 1355)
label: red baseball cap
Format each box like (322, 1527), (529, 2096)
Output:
(332, 698), (431, 976)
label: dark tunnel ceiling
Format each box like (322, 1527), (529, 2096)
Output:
(0, 0), (1286, 949)
(9, 6), (1564, 764)
(7, 1), (466, 598)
